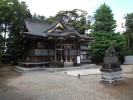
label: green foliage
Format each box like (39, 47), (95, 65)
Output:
(88, 3), (126, 63)
(70, 16), (89, 35)
(55, 9), (87, 22)
(125, 13), (133, 30)
(0, 34), (3, 50)
(46, 16), (55, 23)
(32, 13), (46, 21)
(93, 3), (116, 32)
(46, 9), (92, 35)
(33, 9), (91, 35)
(0, 0), (31, 62)
(89, 32), (126, 63)
(0, 34), (3, 62)
(124, 13), (133, 52)
(8, 44), (24, 62)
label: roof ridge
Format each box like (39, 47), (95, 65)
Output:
(26, 18), (51, 24)
(44, 19), (70, 32)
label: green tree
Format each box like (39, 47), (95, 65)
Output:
(0, 34), (3, 61)
(89, 32), (126, 63)
(55, 9), (87, 22)
(32, 13), (46, 21)
(70, 16), (91, 35)
(124, 13), (133, 51)
(0, 0), (31, 64)
(0, 0), (14, 53)
(89, 3), (125, 63)
(46, 16), (55, 23)
(46, 9), (92, 35)
(93, 3), (116, 32)
(8, 0), (31, 63)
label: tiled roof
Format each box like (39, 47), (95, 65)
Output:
(23, 19), (93, 41)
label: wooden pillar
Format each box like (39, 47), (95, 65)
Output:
(65, 48), (67, 62)
(65, 45), (68, 62)
(54, 45), (56, 62)
(70, 46), (72, 62)
(61, 49), (63, 62)
(48, 43), (50, 62)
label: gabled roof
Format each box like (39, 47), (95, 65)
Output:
(45, 19), (72, 33)
(22, 19), (93, 41)
(24, 20), (51, 36)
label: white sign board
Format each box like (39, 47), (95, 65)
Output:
(77, 56), (80, 64)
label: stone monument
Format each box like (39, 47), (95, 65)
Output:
(100, 43), (123, 85)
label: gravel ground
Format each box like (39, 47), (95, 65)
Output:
(0, 65), (133, 100)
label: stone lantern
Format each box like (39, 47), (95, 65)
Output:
(100, 43), (123, 85)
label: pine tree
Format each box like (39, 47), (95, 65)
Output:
(89, 3), (125, 63)
(93, 3), (116, 32)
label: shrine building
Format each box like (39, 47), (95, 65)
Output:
(18, 19), (93, 67)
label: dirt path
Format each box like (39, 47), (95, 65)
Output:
(0, 66), (21, 88)
(0, 65), (133, 100)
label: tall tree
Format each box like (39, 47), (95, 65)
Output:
(0, 0), (14, 53)
(88, 32), (126, 63)
(55, 9), (87, 22)
(93, 3), (116, 32)
(89, 3), (125, 63)
(124, 13), (133, 51)
(0, 0), (31, 63)
(46, 9), (92, 35)
(0, 0), (31, 41)
(32, 13), (46, 21)
(0, 34), (3, 54)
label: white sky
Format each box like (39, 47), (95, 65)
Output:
(19, 0), (102, 17)
(18, 0), (133, 33)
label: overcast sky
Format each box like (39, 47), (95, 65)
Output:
(18, 0), (133, 33)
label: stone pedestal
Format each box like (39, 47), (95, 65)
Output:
(124, 55), (133, 64)
(100, 57), (123, 85)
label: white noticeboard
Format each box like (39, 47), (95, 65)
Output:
(77, 56), (80, 64)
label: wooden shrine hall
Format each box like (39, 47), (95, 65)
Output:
(18, 19), (93, 67)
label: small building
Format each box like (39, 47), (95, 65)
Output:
(18, 19), (93, 67)
(80, 46), (91, 64)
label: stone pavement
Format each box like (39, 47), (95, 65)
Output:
(12, 64), (96, 72)
(0, 65), (133, 100)
(58, 69), (101, 76)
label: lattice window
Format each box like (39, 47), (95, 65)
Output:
(64, 49), (76, 55)
(34, 49), (48, 56)
(81, 51), (87, 54)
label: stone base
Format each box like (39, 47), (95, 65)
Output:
(64, 62), (73, 67)
(102, 63), (121, 69)
(100, 71), (123, 85)
(124, 62), (133, 65)
(124, 56), (133, 65)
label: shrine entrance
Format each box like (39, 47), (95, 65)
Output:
(56, 49), (64, 62)
(55, 43), (76, 62)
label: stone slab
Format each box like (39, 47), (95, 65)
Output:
(58, 68), (101, 76)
